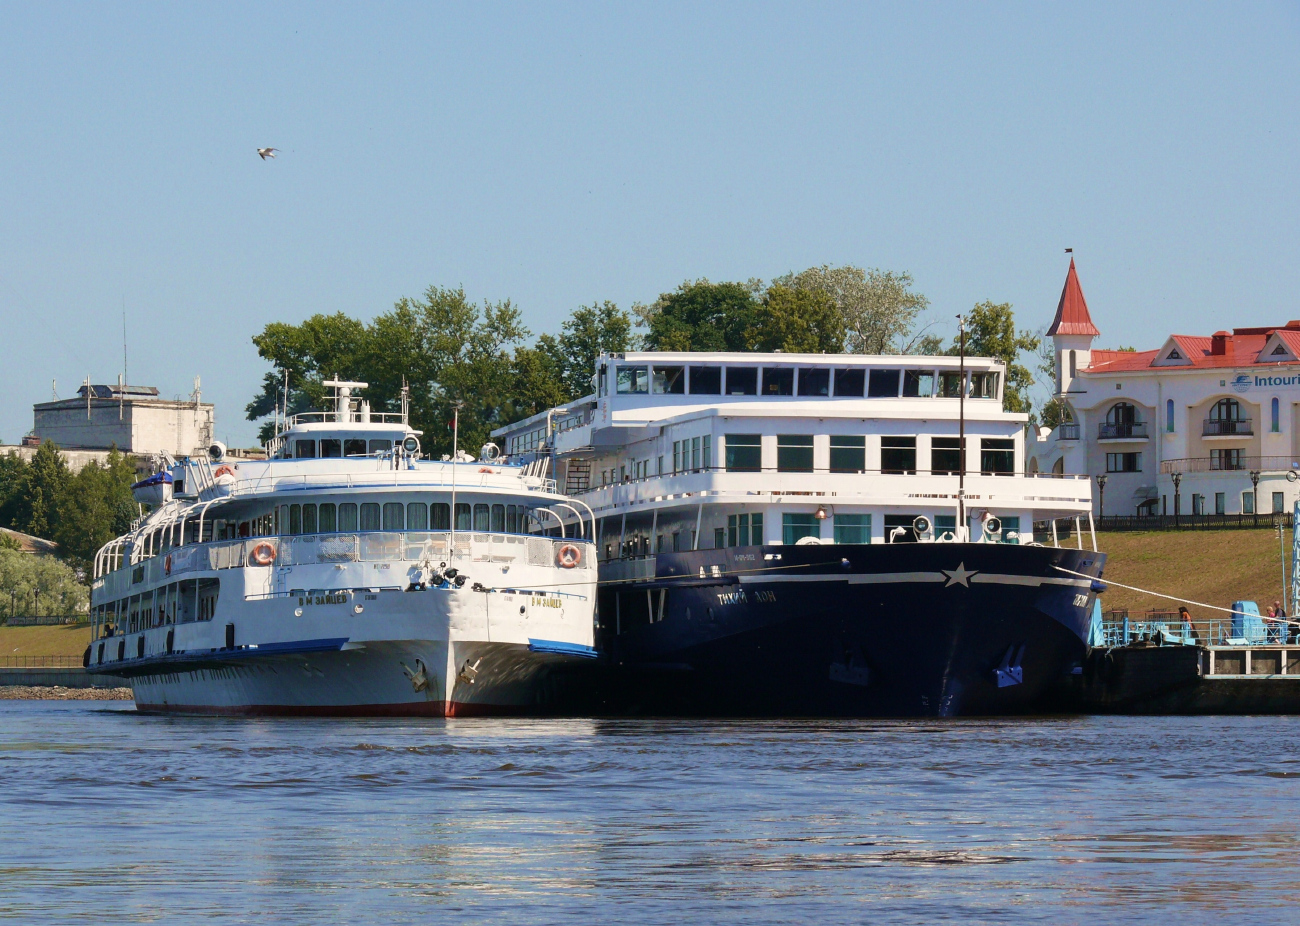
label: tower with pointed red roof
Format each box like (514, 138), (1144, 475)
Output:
(1048, 258), (1100, 396)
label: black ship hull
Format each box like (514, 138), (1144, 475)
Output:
(590, 542), (1106, 717)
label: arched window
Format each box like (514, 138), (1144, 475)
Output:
(1210, 398), (1244, 421)
(1107, 403), (1138, 424)
(1166, 398), (1175, 432)
(1103, 402), (1141, 439)
(1272, 397), (1280, 433)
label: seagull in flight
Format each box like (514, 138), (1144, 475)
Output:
(257, 148), (279, 160)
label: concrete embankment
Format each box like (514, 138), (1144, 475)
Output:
(0, 667), (128, 689)
(0, 685), (133, 700)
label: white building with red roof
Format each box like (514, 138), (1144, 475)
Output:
(1031, 259), (1300, 519)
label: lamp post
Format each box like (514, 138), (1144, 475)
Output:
(1172, 471), (1183, 528)
(1249, 470), (1261, 528)
(1096, 473), (1107, 521)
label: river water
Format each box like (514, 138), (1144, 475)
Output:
(1, 701), (1298, 925)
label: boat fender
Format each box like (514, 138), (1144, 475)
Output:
(250, 541), (277, 566)
(557, 543), (582, 568)
(164, 553), (172, 576)
(213, 464), (236, 480)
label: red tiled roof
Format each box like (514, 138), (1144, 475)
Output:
(1046, 258), (1100, 337)
(1085, 328), (1300, 373)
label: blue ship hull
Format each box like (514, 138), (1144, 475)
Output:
(593, 543), (1106, 717)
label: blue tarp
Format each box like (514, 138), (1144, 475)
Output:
(1087, 598), (1105, 648)
(1230, 600), (1267, 644)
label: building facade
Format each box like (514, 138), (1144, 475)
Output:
(1031, 260), (1300, 518)
(31, 383), (214, 457)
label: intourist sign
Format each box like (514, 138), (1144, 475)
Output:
(1232, 373), (1300, 393)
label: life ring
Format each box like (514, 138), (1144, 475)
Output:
(251, 541), (277, 566)
(557, 543), (582, 568)
(213, 464), (236, 479)
(479, 467), (495, 474)
(164, 553), (172, 576)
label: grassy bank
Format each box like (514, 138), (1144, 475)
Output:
(1096, 529), (1290, 616)
(0, 624), (92, 658)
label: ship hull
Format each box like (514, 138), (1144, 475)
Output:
(594, 543), (1106, 717)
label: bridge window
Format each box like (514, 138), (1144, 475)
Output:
(320, 439), (342, 458)
(726, 367), (758, 395)
(506, 505), (518, 533)
(431, 503), (451, 530)
(970, 372), (999, 399)
(830, 435), (865, 473)
(833, 368), (865, 397)
(294, 440), (316, 459)
(344, 439), (368, 457)
(903, 370), (934, 397)
(762, 368), (794, 396)
(407, 503), (428, 530)
(301, 504), (317, 534)
(652, 366), (685, 394)
(868, 369), (901, 398)
(368, 439), (392, 454)
(798, 368), (830, 396)
(834, 514), (871, 544)
(289, 504), (301, 534)
(782, 513), (819, 545)
(319, 503), (337, 533)
(616, 365), (649, 394)
(938, 371), (964, 397)
(881, 437), (916, 474)
(777, 435), (814, 472)
(727, 512), (763, 546)
(688, 366), (721, 394)
(455, 503), (471, 531)
(383, 503), (404, 531)
(473, 504), (490, 531)
(980, 438), (1015, 475)
(931, 437), (962, 474)
(492, 504), (506, 532)
(338, 503), (358, 532)
(360, 503), (381, 531)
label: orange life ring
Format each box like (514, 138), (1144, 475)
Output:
(251, 541), (277, 566)
(213, 464), (236, 479)
(164, 553), (172, 576)
(479, 467), (494, 474)
(557, 543), (582, 568)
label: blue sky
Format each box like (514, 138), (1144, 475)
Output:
(1, 2), (1297, 447)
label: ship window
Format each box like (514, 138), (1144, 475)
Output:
(455, 503), (471, 531)
(289, 504), (302, 535)
(868, 369), (901, 398)
(369, 439), (392, 454)
(320, 439), (342, 458)
(407, 503), (428, 530)
(834, 514), (871, 544)
(507, 505), (518, 533)
(338, 503), (358, 532)
(344, 439), (368, 457)
(777, 435), (814, 472)
(833, 368), (865, 397)
(652, 366), (685, 394)
(491, 504), (506, 532)
(294, 440), (316, 459)
(903, 370), (934, 397)
(360, 503), (381, 531)
(383, 503), (404, 530)
(301, 504), (317, 534)
(970, 372), (999, 399)
(431, 503), (451, 530)
(727, 513), (764, 547)
(798, 368), (830, 396)
(997, 516), (1021, 543)
(884, 515), (918, 543)
(881, 437), (917, 474)
(931, 437), (962, 475)
(319, 503), (337, 533)
(938, 371), (965, 397)
(689, 366), (722, 394)
(981, 438), (1015, 475)
(616, 365), (649, 394)
(726, 367), (758, 395)
(725, 434), (762, 472)
(829, 435), (865, 473)
(473, 504), (490, 531)
(762, 368), (794, 396)
(782, 513), (819, 545)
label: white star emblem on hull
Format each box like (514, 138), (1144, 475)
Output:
(942, 563), (978, 587)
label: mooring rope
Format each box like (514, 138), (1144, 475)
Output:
(1050, 564), (1299, 628)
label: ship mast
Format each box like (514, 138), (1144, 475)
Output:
(957, 314), (966, 540)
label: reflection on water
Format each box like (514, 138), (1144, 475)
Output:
(1, 703), (1298, 924)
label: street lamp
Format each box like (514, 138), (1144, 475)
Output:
(1250, 470), (1261, 527)
(1096, 473), (1108, 520)
(1171, 471), (1183, 528)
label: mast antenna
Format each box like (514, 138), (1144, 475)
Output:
(957, 313), (967, 540)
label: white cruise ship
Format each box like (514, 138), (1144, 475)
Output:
(85, 381), (597, 716)
(492, 351), (1106, 717)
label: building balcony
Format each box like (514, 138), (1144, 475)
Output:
(1203, 418), (1252, 436)
(1160, 455), (1293, 475)
(1055, 424), (1080, 441)
(1098, 422), (1148, 440)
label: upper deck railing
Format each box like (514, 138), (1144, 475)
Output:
(284, 411), (408, 427)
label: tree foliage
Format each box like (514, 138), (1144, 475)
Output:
(637, 280), (763, 352)
(746, 285), (845, 353)
(950, 301), (1041, 414)
(0, 548), (88, 619)
(772, 265), (930, 354)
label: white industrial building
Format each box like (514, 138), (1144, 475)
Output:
(31, 383), (214, 457)
(1031, 260), (1300, 518)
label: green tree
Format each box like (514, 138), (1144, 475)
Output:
(637, 280), (762, 352)
(746, 284), (845, 353)
(9, 442), (71, 538)
(52, 448), (137, 577)
(772, 265), (930, 354)
(556, 301), (632, 397)
(0, 548), (88, 619)
(951, 301), (1041, 414)
(0, 451), (30, 531)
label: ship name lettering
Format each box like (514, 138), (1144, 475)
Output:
(716, 590), (747, 606)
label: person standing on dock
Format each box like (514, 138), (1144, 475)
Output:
(1178, 606), (1197, 644)
(1271, 601), (1287, 643)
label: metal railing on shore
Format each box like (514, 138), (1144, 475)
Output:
(0, 655), (84, 668)
(1097, 513), (1293, 532)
